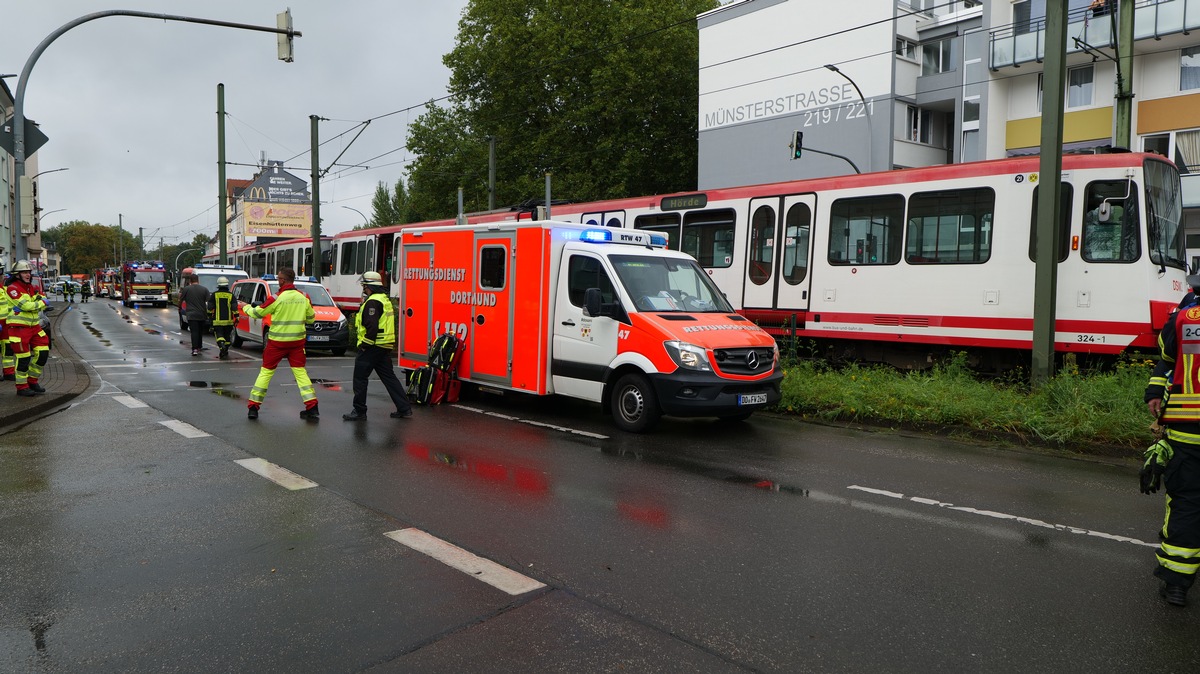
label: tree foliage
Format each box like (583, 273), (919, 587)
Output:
(366, 179), (415, 229)
(405, 0), (718, 220)
(41, 222), (211, 276)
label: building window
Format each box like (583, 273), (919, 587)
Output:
(896, 38), (918, 60)
(1067, 65), (1094, 108)
(907, 106), (934, 144)
(1037, 73), (1043, 112)
(1182, 46), (1200, 91)
(962, 99), (980, 124)
(922, 37), (953, 76)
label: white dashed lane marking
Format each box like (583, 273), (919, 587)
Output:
(158, 420), (210, 439)
(234, 458), (319, 490)
(848, 485), (1157, 548)
(385, 528), (546, 595)
(112, 395), (148, 409)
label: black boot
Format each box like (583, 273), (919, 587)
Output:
(27, 382), (45, 393)
(1160, 582), (1188, 607)
(247, 406), (259, 420)
(299, 404), (319, 421)
(342, 410), (367, 421)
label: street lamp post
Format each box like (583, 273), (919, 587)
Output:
(342, 206), (369, 227)
(11, 10), (301, 263)
(824, 64), (873, 173)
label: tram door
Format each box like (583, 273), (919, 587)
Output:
(742, 195), (814, 311)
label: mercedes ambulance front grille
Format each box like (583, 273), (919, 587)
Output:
(310, 321), (341, 333)
(712, 347), (774, 375)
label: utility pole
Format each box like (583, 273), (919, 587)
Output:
(138, 227), (144, 259)
(119, 213), (124, 263)
(1114, 0), (1135, 148)
(217, 83), (228, 265)
(309, 114), (323, 281)
(1032, 0), (1068, 386)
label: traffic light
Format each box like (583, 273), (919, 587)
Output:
(855, 238), (864, 263)
(277, 9), (294, 62)
(791, 131), (803, 159)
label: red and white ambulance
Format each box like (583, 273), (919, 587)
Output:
(397, 221), (783, 432)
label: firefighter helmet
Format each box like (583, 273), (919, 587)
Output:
(12, 260), (32, 273)
(361, 271), (383, 286)
(217, 277), (230, 286)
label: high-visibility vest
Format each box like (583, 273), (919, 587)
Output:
(5, 280), (44, 328)
(0, 287), (10, 322)
(1162, 305), (1200, 423)
(242, 285), (313, 342)
(211, 290), (235, 326)
(355, 292), (395, 348)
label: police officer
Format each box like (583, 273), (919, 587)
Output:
(242, 267), (318, 420)
(207, 276), (235, 359)
(342, 271), (413, 421)
(5, 261), (50, 396)
(1144, 272), (1200, 607)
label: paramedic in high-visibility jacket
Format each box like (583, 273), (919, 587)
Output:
(241, 267), (319, 421)
(342, 271), (413, 421)
(5, 261), (50, 396)
(207, 276), (236, 360)
(1144, 278), (1200, 607)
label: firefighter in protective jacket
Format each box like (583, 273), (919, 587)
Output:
(5, 261), (50, 396)
(0, 275), (14, 381)
(241, 267), (318, 420)
(1145, 278), (1200, 607)
(207, 277), (236, 359)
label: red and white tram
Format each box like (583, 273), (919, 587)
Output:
(202, 236), (331, 280)
(323, 153), (1185, 369)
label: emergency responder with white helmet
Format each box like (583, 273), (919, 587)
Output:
(207, 276), (235, 359)
(5, 260), (50, 396)
(342, 271), (413, 421)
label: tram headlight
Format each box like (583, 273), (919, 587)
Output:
(664, 340), (712, 372)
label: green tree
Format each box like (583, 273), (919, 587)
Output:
(367, 178), (417, 228)
(406, 0), (717, 220)
(42, 220), (137, 276)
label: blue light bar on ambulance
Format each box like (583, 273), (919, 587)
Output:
(579, 228), (667, 248)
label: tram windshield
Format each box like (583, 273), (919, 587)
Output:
(1144, 158), (1185, 270)
(610, 254), (734, 313)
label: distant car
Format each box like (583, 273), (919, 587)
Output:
(231, 275), (349, 356)
(177, 264), (250, 332)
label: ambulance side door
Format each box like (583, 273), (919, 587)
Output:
(551, 252), (620, 402)
(400, 244), (433, 365)
(470, 233), (515, 386)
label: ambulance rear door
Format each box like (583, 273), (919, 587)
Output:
(470, 232), (515, 387)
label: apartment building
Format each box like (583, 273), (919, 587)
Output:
(698, 0), (1200, 264)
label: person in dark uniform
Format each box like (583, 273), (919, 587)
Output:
(342, 271), (413, 421)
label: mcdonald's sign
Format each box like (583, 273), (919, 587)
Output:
(247, 186), (268, 201)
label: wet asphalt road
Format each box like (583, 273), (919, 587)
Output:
(3, 300), (1200, 672)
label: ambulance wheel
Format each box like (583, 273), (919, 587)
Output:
(232, 332), (243, 348)
(612, 373), (660, 433)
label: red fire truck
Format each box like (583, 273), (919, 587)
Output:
(93, 268), (119, 298)
(119, 261), (170, 307)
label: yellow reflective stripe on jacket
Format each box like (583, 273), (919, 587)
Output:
(244, 288), (313, 342)
(5, 287), (43, 327)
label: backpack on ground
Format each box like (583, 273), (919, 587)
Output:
(407, 366), (434, 405)
(428, 332), (461, 372)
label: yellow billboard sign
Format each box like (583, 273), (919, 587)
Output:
(245, 201), (311, 236)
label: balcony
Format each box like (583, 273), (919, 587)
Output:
(990, 0), (1200, 71)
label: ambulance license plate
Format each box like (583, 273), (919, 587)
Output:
(308, 335), (329, 342)
(739, 393), (768, 406)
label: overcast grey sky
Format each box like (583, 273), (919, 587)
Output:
(2, 1), (469, 246)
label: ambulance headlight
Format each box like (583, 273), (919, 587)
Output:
(664, 340), (712, 372)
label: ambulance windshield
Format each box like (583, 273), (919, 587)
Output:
(610, 254), (734, 313)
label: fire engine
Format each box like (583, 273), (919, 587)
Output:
(397, 221), (783, 432)
(119, 261), (170, 307)
(93, 268), (119, 298)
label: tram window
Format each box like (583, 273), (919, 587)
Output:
(906, 187), (995, 264)
(392, 239), (401, 284)
(339, 242), (356, 275)
(327, 245), (338, 276)
(782, 203), (811, 285)
(829, 195), (904, 265)
(748, 205), (775, 286)
(280, 249), (294, 272)
(634, 213), (681, 251)
(682, 209), (736, 268)
(607, 217), (622, 228)
(363, 239), (374, 275)
(479, 246), (507, 290)
(267, 252), (276, 275)
(1082, 180), (1139, 263)
(1028, 183), (1073, 262)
